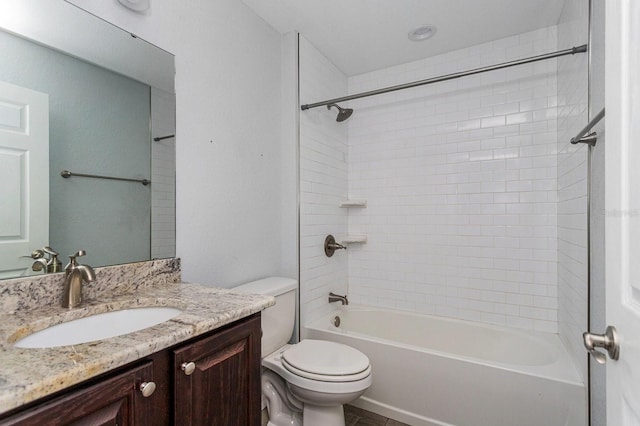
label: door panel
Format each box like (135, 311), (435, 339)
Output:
(605, 0), (640, 424)
(0, 80), (48, 278)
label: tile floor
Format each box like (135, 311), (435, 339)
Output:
(345, 405), (410, 426)
(262, 405), (410, 425)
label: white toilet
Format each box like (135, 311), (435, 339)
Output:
(234, 277), (372, 426)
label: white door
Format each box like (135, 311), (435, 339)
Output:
(604, 1), (640, 424)
(0, 80), (49, 278)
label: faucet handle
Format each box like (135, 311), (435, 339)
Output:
(66, 250), (87, 271)
(43, 246), (59, 257)
(71, 250), (87, 258)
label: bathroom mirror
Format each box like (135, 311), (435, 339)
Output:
(0, 0), (176, 279)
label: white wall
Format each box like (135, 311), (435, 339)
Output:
(67, 0), (292, 286)
(299, 37), (349, 327)
(280, 32), (300, 280)
(557, 0), (590, 382)
(345, 27), (559, 332)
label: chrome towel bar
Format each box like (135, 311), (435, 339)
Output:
(61, 170), (150, 186)
(153, 134), (175, 142)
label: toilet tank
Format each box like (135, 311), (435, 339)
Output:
(234, 277), (297, 357)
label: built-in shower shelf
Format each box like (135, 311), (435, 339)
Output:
(339, 200), (367, 208)
(341, 235), (367, 244)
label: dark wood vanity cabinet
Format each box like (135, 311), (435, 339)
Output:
(0, 362), (155, 425)
(174, 313), (262, 425)
(0, 314), (261, 426)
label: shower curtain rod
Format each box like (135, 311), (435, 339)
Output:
(571, 108), (605, 145)
(300, 44), (588, 111)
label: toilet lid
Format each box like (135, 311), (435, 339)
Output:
(281, 340), (370, 378)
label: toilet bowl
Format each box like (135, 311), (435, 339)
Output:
(233, 277), (372, 426)
(263, 341), (372, 426)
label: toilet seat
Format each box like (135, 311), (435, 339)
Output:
(263, 342), (372, 394)
(281, 340), (371, 382)
(281, 358), (372, 382)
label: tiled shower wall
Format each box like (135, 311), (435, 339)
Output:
(299, 37), (349, 328)
(299, 22), (590, 344)
(151, 87), (176, 260)
(557, 0), (589, 382)
(346, 27), (560, 332)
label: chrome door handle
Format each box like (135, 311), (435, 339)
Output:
(583, 326), (620, 364)
(21, 249), (44, 259)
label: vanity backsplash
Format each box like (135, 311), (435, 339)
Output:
(0, 258), (181, 312)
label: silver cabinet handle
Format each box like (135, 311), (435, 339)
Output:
(139, 381), (156, 397)
(583, 326), (620, 364)
(181, 361), (196, 375)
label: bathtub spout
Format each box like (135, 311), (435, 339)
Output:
(329, 292), (349, 305)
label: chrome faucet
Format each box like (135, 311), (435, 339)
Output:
(42, 246), (62, 273)
(25, 246), (61, 274)
(62, 250), (96, 308)
(328, 292), (349, 305)
(31, 258), (49, 274)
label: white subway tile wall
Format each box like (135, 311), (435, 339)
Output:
(299, 37), (349, 327)
(151, 87), (176, 259)
(299, 19), (589, 351)
(557, 0), (589, 382)
(345, 27), (560, 332)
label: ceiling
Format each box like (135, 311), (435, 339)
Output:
(241, 0), (565, 76)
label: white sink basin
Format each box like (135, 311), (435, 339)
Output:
(14, 307), (183, 348)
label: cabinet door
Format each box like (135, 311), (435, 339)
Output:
(0, 362), (156, 426)
(174, 315), (261, 426)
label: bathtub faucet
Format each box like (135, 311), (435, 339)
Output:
(329, 292), (349, 305)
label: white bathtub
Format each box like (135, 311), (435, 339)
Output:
(305, 306), (586, 426)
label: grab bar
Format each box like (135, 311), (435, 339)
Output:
(61, 170), (150, 186)
(571, 108), (605, 146)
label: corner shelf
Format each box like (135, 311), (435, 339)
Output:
(339, 200), (367, 208)
(341, 235), (367, 244)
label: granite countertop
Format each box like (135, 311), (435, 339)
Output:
(0, 280), (274, 415)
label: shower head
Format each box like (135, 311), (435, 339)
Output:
(327, 103), (353, 122)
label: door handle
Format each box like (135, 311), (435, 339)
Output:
(583, 326), (620, 364)
(21, 249), (45, 259)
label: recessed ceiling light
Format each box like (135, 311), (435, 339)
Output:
(408, 25), (437, 42)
